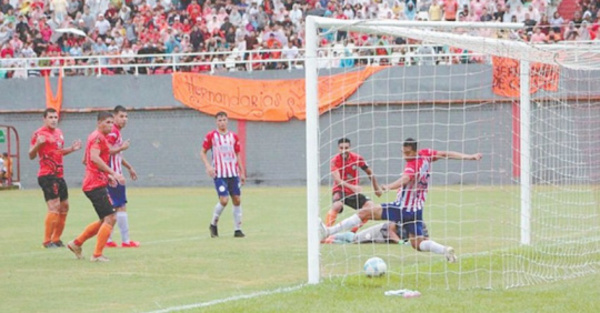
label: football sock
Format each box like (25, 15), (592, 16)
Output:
(418, 240), (446, 254)
(211, 202), (225, 226)
(233, 205), (242, 230)
(350, 220), (366, 233)
(94, 223), (113, 257)
(74, 220), (102, 246)
(116, 211), (130, 243)
(44, 212), (59, 244)
(325, 210), (338, 227)
(328, 214), (362, 236)
(51, 213), (68, 242)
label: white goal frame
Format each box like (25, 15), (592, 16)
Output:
(304, 17), (530, 284)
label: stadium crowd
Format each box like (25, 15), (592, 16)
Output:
(0, 0), (594, 77)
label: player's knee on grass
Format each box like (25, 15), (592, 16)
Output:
(411, 237), (425, 251)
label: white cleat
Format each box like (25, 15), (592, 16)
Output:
(67, 240), (84, 260)
(318, 219), (329, 241)
(445, 246), (457, 263)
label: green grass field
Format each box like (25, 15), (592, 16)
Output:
(1, 187), (599, 313)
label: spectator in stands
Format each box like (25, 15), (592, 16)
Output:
(444, 0), (459, 21)
(428, 0), (442, 21)
(404, 1), (416, 20)
(523, 13), (537, 33)
(578, 21), (592, 41)
(530, 26), (547, 43)
(550, 11), (564, 34)
(564, 21), (579, 41)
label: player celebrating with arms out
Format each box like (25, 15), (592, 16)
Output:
(201, 111), (246, 238)
(321, 138), (482, 262)
(326, 138), (382, 229)
(67, 112), (125, 262)
(29, 108), (82, 248)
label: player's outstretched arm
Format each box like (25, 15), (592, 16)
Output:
(381, 174), (411, 192)
(61, 139), (82, 156)
(437, 151), (483, 161)
(364, 167), (382, 197)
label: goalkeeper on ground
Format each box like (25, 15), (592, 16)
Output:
(322, 221), (429, 245)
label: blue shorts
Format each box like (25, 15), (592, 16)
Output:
(381, 202), (425, 237)
(107, 183), (127, 208)
(214, 177), (241, 198)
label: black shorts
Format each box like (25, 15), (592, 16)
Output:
(84, 187), (115, 220)
(332, 191), (370, 212)
(38, 175), (68, 202)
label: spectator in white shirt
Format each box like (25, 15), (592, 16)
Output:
(94, 14), (111, 37)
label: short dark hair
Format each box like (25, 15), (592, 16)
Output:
(113, 105), (127, 114)
(215, 111), (228, 118)
(338, 138), (351, 145)
(43, 108), (57, 117)
(403, 138), (418, 151)
(97, 111), (114, 121)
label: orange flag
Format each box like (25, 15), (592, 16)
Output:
(45, 74), (63, 116)
(492, 57), (559, 97)
(172, 66), (385, 122)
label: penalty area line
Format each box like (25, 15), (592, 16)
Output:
(144, 284), (306, 313)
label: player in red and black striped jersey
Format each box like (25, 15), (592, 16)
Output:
(29, 108), (82, 249)
(325, 138), (382, 229)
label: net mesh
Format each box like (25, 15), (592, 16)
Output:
(311, 20), (600, 289)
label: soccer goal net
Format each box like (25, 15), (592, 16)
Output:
(305, 17), (600, 290)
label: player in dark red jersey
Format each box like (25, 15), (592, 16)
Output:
(325, 138), (382, 228)
(29, 108), (82, 248)
(321, 138), (482, 263)
(67, 112), (125, 262)
(201, 111), (246, 238)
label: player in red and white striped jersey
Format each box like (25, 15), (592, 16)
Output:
(201, 111), (246, 238)
(321, 138), (482, 263)
(105, 106), (139, 248)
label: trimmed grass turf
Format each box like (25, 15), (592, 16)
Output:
(1, 187), (599, 312)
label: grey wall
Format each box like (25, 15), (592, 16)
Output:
(1, 65), (598, 188)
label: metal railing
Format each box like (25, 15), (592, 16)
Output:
(0, 44), (489, 78)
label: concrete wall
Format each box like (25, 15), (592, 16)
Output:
(1, 65), (598, 188)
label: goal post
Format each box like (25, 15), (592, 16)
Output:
(305, 17), (600, 288)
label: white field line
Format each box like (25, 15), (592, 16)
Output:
(144, 284), (306, 313)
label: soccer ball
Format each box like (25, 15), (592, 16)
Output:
(363, 257), (387, 277)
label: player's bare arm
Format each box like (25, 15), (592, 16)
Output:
(381, 174), (411, 192)
(121, 158), (137, 181)
(437, 151), (483, 161)
(109, 139), (131, 155)
(364, 167), (382, 197)
(90, 147), (125, 185)
(332, 170), (362, 194)
(61, 139), (82, 156)
(200, 147), (216, 178)
(28, 135), (46, 160)
(236, 151), (246, 185)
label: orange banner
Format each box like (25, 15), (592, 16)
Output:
(45, 74), (63, 115)
(492, 57), (559, 98)
(172, 67), (385, 122)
